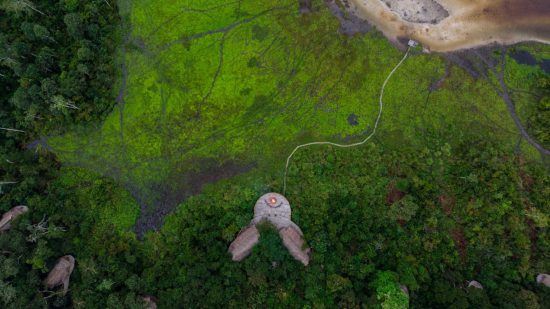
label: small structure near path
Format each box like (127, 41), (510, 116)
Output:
(0, 205), (29, 232)
(537, 274), (550, 288)
(141, 295), (158, 309)
(467, 280), (483, 289)
(44, 255), (75, 296)
(228, 193), (311, 265)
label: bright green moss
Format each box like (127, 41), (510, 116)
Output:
(49, 0), (539, 208)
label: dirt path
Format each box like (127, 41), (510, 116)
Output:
(283, 46), (412, 193)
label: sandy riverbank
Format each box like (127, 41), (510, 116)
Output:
(346, 0), (550, 52)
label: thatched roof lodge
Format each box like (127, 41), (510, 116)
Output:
(537, 274), (550, 287)
(279, 225), (310, 266)
(44, 255), (75, 295)
(228, 193), (310, 266)
(467, 280), (483, 289)
(228, 225), (260, 262)
(0, 205), (29, 232)
(251, 192), (292, 228)
(141, 295), (158, 309)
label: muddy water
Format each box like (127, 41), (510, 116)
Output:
(347, 0), (550, 52)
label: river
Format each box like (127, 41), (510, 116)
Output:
(346, 0), (550, 52)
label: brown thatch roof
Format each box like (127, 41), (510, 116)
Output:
(229, 192), (311, 266)
(44, 255), (75, 295)
(279, 226), (310, 266)
(252, 192), (292, 230)
(228, 225), (260, 261)
(0, 205), (28, 232)
(400, 285), (409, 296)
(537, 274), (550, 287)
(467, 280), (483, 289)
(141, 295), (158, 309)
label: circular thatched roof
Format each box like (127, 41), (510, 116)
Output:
(229, 192), (310, 265)
(252, 192), (295, 230)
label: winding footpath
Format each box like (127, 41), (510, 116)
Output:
(283, 46), (412, 194)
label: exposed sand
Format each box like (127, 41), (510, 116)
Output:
(346, 0), (550, 52)
(380, 0), (449, 24)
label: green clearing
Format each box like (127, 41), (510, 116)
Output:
(49, 0), (528, 202)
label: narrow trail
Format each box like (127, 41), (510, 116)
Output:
(283, 47), (412, 194)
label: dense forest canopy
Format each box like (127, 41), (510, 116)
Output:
(1, 0), (549, 308)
